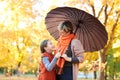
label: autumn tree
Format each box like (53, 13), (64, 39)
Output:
(0, 0), (56, 76)
(0, 0), (120, 79)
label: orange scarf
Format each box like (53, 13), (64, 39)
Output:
(56, 34), (76, 74)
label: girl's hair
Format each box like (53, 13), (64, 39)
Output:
(40, 39), (49, 53)
(60, 20), (73, 33)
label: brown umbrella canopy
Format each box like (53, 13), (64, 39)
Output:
(45, 7), (108, 52)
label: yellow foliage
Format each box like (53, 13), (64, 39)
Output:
(0, 0), (119, 73)
(84, 52), (98, 61)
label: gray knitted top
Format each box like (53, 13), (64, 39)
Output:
(42, 57), (58, 71)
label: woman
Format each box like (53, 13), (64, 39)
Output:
(56, 21), (85, 80)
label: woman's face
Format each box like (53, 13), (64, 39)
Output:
(58, 24), (70, 37)
(58, 29), (67, 36)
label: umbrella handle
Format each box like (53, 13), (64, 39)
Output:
(74, 20), (83, 34)
(74, 26), (79, 34)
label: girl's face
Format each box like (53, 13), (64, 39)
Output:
(44, 40), (55, 52)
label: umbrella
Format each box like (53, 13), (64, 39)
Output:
(45, 7), (108, 52)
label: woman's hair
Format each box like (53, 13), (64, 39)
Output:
(40, 39), (49, 53)
(60, 20), (73, 33)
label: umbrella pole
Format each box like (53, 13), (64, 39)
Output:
(74, 21), (83, 34)
(74, 26), (79, 34)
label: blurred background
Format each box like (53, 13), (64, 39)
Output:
(0, 0), (120, 80)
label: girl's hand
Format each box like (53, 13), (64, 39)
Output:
(61, 54), (72, 62)
(55, 51), (61, 58)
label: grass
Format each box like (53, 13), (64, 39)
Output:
(0, 75), (94, 80)
(0, 77), (93, 80)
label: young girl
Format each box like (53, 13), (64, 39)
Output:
(38, 39), (61, 80)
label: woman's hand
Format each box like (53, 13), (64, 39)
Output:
(61, 54), (72, 62)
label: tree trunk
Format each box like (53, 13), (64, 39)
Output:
(17, 62), (21, 76)
(93, 71), (97, 79)
(104, 64), (108, 80)
(99, 51), (106, 80)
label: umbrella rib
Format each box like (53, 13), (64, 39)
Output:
(89, 32), (100, 51)
(49, 29), (58, 35)
(92, 28), (107, 47)
(83, 25), (91, 51)
(82, 24), (96, 51)
(92, 31), (104, 49)
(85, 23), (105, 49)
(85, 21), (107, 41)
(46, 15), (67, 19)
(50, 30), (59, 40)
(84, 22), (104, 51)
(46, 19), (68, 23)
(77, 25), (84, 47)
(77, 24), (91, 51)
(48, 11), (68, 16)
(90, 23), (108, 43)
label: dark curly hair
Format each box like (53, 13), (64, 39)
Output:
(60, 20), (73, 34)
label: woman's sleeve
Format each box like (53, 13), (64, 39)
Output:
(72, 39), (85, 63)
(42, 57), (58, 71)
